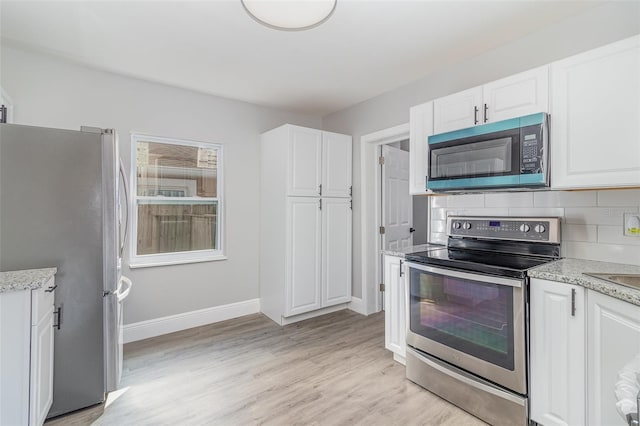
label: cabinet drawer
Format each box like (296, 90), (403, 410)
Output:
(32, 277), (55, 325)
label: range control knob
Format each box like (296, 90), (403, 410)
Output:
(463, 222), (472, 230)
(519, 224), (531, 233)
(453, 222), (462, 230)
(535, 224), (546, 233)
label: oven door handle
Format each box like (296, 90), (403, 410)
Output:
(404, 262), (523, 288)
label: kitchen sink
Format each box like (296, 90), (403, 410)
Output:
(584, 273), (640, 291)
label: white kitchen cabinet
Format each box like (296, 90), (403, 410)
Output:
(409, 101), (434, 195)
(322, 131), (352, 198)
(287, 125), (352, 198)
(433, 87), (482, 134)
(384, 255), (406, 363)
(260, 124), (352, 325)
(530, 278), (585, 426)
(321, 198), (352, 307)
(587, 290), (640, 426)
(0, 277), (56, 426)
(550, 35), (640, 189)
(286, 197), (323, 316)
(433, 66), (549, 134)
(288, 126), (322, 197)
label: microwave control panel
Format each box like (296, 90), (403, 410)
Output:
(447, 216), (561, 243)
(520, 124), (544, 174)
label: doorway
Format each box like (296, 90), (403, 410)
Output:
(358, 123), (429, 315)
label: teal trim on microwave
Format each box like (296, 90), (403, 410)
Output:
(428, 112), (546, 145)
(519, 173), (545, 185)
(427, 175), (520, 190)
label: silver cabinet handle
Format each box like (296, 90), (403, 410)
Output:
(318, 184), (322, 196)
(53, 306), (62, 330)
(474, 106), (479, 125)
(571, 288), (577, 317)
(484, 103), (489, 123)
(399, 260), (404, 277)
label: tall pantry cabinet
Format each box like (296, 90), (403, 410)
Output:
(260, 125), (352, 325)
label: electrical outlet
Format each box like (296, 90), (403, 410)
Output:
(623, 213), (640, 237)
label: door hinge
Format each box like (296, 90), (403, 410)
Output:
(378, 155), (385, 165)
(379, 283), (385, 292)
(0, 105), (7, 124)
(379, 226), (385, 234)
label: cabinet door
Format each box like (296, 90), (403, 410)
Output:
(285, 197), (322, 317)
(433, 86), (482, 134)
(321, 132), (352, 198)
(384, 255), (406, 360)
(482, 65), (549, 123)
(551, 35), (640, 189)
(287, 126), (322, 196)
(587, 291), (640, 426)
(321, 198), (352, 307)
(30, 306), (54, 426)
(409, 101), (433, 195)
(530, 279), (585, 426)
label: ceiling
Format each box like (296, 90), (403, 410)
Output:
(0, 1), (605, 116)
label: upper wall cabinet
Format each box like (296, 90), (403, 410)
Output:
(287, 126), (352, 197)
(433, 65), (549, 134)
(409, 101), (433, 195)
(550, 35), (640, 189)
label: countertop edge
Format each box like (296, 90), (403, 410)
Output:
(529, 259), (640, 307)
(0, 267), (58, 294)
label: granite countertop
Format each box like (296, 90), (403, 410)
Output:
(529, 258), (640, 306)
(382, 243), (445, 258)
(0, 268), (57, 294)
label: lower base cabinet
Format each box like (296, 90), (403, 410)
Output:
(384, 255), (406, 363)
(530, 278), (640, 426)
(530, 278), (585, 426)
(587, 290), (640, 426)
(0, 278), (55, 426)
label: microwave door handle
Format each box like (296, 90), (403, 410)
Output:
(119, 158), (130, 258)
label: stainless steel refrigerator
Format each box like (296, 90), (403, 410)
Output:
(0, 123), (131, 418)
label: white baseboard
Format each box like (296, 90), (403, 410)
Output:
(348, 297), (366, 315)
(123, 298), (260, 343)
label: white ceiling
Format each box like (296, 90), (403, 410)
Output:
(0, 0), (605, 116)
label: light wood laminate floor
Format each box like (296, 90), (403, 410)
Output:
(46, 310), (485, 426)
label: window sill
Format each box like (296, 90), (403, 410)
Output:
(129, 255), (228, 269)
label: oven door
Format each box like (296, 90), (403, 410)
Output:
(406, 262), (527, 394)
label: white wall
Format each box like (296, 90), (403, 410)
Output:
(322, 1), (640, 298)
(0, 44), (322, 324)
(431, 190), (640, 266)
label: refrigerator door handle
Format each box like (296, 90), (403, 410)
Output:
(118, 158), (130, 258)
(116, 276), (132, 302)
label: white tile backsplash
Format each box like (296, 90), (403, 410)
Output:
(534, 190), (596, 207)
(562, 224), (598, 242)
(446, 193), (485, 208)
(429, 189), (640, 266)
(597, 189), (640, 206)
(485, 192), (533, 208)
(508, 207), (565, 218)
(565, 207), (639, 226)
(598, 225), (640, 246)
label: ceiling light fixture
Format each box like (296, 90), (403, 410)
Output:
(241, 0), (337, 31)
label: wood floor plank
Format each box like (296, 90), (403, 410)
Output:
(45, 310), (486, 426)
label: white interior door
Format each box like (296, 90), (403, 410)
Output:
(382, 145), (413, 251)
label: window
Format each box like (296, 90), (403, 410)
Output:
(130, 134), (223, 267)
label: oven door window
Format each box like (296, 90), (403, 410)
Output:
(409, 267), (515, 370)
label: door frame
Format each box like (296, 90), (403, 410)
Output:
(359, 123), (409, 315)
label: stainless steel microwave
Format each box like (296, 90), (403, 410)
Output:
(427, 113), (549, 192)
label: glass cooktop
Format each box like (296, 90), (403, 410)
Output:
(405, 248), (556, 279)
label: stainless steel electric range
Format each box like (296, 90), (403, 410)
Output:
(404, 216), (561, 426)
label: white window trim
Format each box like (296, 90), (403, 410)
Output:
(129, 133), (224, 268)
